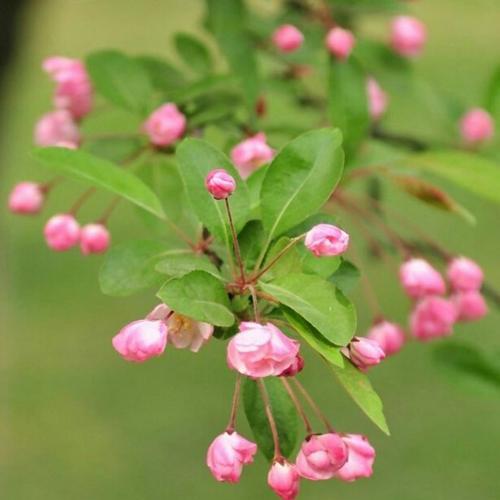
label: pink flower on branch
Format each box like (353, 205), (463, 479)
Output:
(334, 434), (375, 482)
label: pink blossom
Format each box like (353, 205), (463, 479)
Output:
(410, 296), (457, 341)
(80, 223), (111, 255)
(43, 56), (93, 118)
(334, 434), (375, 482)
(367, 77), (388, 120)
(460, 108), (494, 145)
(230, 133), (274, 179)
(112, 319), (167, 362)
(296, 433), (348, 480)
(227, 322), (299, 378)
(8, 182), (44, 214)
(44, 214), (80, 251)
(347, 337), (386, 370)
(272, 25), (304, 53)
(453, 291), (488, 322)
(143, 103), (186, 147)
(399, 258), (446, 299)
(305, 224), (349, 257)
(279, 354), (305, 377)
(447, 257), (484, 292)
(34, 110), (80, 147)
(325, 27), (355, 60)
(390, 16), (427, 57)
(366, 321), (405, 356)
(205, 169), (236, 199)
(268, 461), (300, 500)
(206, 431), (257, 483)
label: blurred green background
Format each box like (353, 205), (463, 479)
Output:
(2, 1), (500, 499)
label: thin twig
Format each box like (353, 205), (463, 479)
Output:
(69, 187), (97, 215)
(281, 378), (313, 435)
(293, 379), (334, 433)
(224, 198), (245, 284)
(226, 375), (242, 434)
(257, 379), (282, 460)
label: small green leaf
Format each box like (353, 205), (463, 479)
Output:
(157, 271), (234, 327)
(83, 137), (145, 163)
(155, 253), (220, 278)
(238, 220), (266, 270)
(298, 245), (341, 278)
(259, 273), (357, 346)
(32, 147), (165, 219)
(243, 377), (299, 461)
(135, 55), (186, 93)
(174, 33), (213, 76)
(330, 260), (360, 294)
(329, 358), (390, 435)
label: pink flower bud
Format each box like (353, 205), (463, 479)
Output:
(366, 321), (405, 356)
(8, 182), (44, 214)
(399, 258), (446, 299)
(112, 319), (167, 362)
(227, 322), (300, 378)
(279, 354), (305, 377)
(334, 434), (375, 482)
(230, 132), (274, 179)
(272, 24), (304, 53)
(347, 337), (386, 370)
(268, 461), (300, 500)
(410, 296), (457, 341)
(390, 16), (427, 57)
(205, 169), (236, 199)
(43, 214), (80, 251)
(296, 433), (348, 480)
(447, 257), (484, 292)
(206, 431), (257, 483)
(453, 291), (488, 322)
(34, 110), (80, 147)
(304, 224), (349, 257)
(366, 77), (388, 121)
(460, 108), (494, 146)
(43, 56), (93, 119)
(325, 27), (355, 60)
(143, 103), (186, 147)
(80, 223), (111, 255)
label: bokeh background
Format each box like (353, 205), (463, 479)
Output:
(2, 1), (500, 499)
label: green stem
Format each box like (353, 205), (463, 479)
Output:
(257, 379), (282, 460)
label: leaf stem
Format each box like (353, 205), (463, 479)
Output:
(224, 198), (245, 284)
(249, 285), (260, 322)
(69, 187), (97, 215)
(226, 375), (242, 434)
(281, 377), (313, 435)
(257, 379), (282, 460)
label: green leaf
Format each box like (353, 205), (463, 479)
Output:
(261, 238), (302, 281)
(330, 359), (390, 435)
(155, 253), (220, 278)
(329, 260), (360, 294)
(243, 377), (299, 461)
(86, 50), (153, 114)
(99, 240), (170, 296)
(176, 138), (250, 244)
(174, 33), (213, 76)
(205, 0), (259, 118)
(135, 55), (186, 93)
(32, 147), (165, 219)
(259, 273), (356, 346)
(83, 137), (145, 163)
(297, 245), (341, 278)
(283, 308), (344, 367)
(238, 220), (266, 270)
(260, 129), (344, 243)
(157, 271), (234, 327)
(328, 59), (370, 160)
(409, 150), (500, 205)
(484, 65), (500, 116)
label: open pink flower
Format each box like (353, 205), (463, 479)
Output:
(227, 322), (299, 378)
(80, 223), (111, 255)
(325, 27), (355, 60)
(334, 434), (375, 482)
(305, 224), (349, 257)
(447, 257), (484, 292)
(366, 321), (405, 356)
(296, 433), (348, 480)
(410, 296), (457, 341)
(44, 214), (80, 251)
(400, 258), (446, 299)
(143, 103), (186, 147)
(346, 337), (386, 370)
(230, 133), (274, 179)
(268, 460), (300, 500)
(390, 16), (426, 57)
(206, 431), (257, 483)
(367, 77), (388, 121)
(8, 182), (44, 215)
(453, 291), (488, 322)
(34, 110), (80, 147)
(272, 24), (304, 53)
(205, 169), (236, 199)
(460, 108), (494, 146)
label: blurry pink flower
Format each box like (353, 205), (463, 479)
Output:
(268, 460), (300, 500)
(206, 431), (257, 483)
(447, 257), (484, 292)
(305, 224), (349, 257)
(347, 337), (386, 370)
(366, 321), (405, 356)
(410, 296), (457, 341)
(8, 182), (44, 214)
(230, 133), (274, 179)
(296, 433), (348, 480)
(205, 169), (236, 199)
(80, 223), (111, 255)
(143, 103), (186, 147)
(334, 434), (375, 482)
(112, 319), (167, 362)
(279, 354), (305, 377)
(367, 77), (388, 120)
(44, 213), (80, 251)
(227, 322), (299, 378)
(390, 16), (427, 57)
(34, 110), (80, 147)
(325, 27), (355, 60)
(453, 291), (488, 322)
(399, 258), (446, 299)
(272, 24), (304, 53)
(460, 108), (494, 145)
